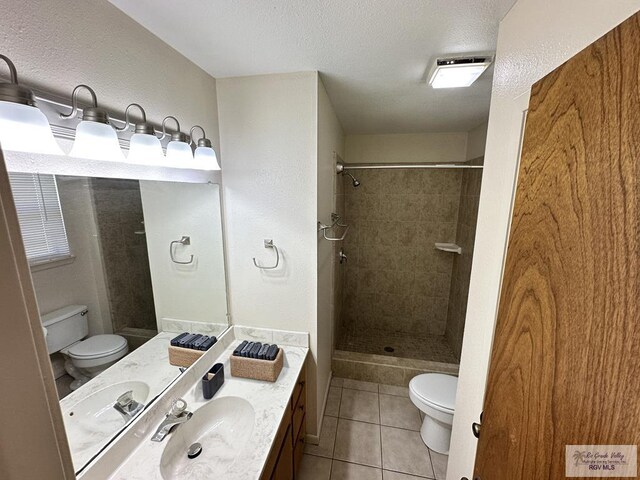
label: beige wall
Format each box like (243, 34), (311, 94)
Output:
(345, 133), (468, 164)
(31, 177), (112, 336)
(465, 122), (488, 161)
(217, 72), (321, 435)
(317, 78), (345, 436)
(448, 2), (640, 479)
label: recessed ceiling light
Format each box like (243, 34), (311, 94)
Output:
(428, 56), (493, 89)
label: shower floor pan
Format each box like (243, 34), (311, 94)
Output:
(336, 330), (458, 364)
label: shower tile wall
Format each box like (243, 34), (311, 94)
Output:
(341, 169), (462, 337)
(446, 159), (483, 359)
(90, 178), (156, 333)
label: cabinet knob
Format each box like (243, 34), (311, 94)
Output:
(298, 380), (305, 387)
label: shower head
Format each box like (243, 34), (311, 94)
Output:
(346, 172), (360, 187)
(336, 161), (361, 187)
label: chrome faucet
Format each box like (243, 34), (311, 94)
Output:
(151, 398), (192, 442)
(113, 390), (145, 421)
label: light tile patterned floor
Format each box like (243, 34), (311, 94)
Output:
(336, 330), (458, 364)
(301, 377), (448, 480)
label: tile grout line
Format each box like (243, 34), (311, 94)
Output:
(330, 379), (440, 478)
(427, 448), (436, 480)
(377, 382), (383, 472)
(328, 385), (343, 479)
(306, 452), (432, 480)
(327, 414), (421, 434)
(343, 384), (408, 397)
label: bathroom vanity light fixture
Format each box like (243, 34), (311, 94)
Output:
(190, 125), (220, 171)
(161, 116), (193, 165)
(60, 85), (125, 161)
(0, 55), (63, 155)
(116, 103), (164, 165)
(0, 54), (218, 173)
(428, 56), (492, 88)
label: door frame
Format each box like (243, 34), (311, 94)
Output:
(447, 90), (531, 478)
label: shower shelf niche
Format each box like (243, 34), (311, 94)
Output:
(435, 243), (462, 254)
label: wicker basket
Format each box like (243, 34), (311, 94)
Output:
(168, 345), (205, 368)
(230, 348), (284, 382)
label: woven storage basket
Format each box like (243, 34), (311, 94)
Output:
(168, 345), (205, 368)
(230, 348), (284, 382)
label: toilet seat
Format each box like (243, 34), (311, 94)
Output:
(67, 334), (128, 359)
(409, 373), (457, 413)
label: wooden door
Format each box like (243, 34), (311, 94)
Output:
(474, 12), (640, 479)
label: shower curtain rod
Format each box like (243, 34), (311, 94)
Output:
(340, 162), (483, 170)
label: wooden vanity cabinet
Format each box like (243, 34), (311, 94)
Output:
(260, 363), (307, 480)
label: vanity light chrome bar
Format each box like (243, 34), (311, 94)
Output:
(32, 88), (167, 146)
(338, 162), (483, 170)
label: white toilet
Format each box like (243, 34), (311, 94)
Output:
(42, 305), (129, 390)
(409, 373), (457, 454)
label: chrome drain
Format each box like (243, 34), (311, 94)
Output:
(187, 442), (202, 459)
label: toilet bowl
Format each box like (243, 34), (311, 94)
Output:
(42, 305), (129, 390)
(409, 373), (457, 454)
(62, 334), (129, 389)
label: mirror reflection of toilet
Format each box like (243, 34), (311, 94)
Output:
(42, 305), (128, 390)
(409, 373), (458, 454)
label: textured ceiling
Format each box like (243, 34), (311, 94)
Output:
(109, 0), (516, 134)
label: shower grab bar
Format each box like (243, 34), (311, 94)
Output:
(318, 213), (349, 241)
(331, 212), (348, 228)
(170, 236), (194, 265)
(253, 239), (280, 270)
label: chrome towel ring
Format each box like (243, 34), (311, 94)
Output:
(253, 239), (280, 270)
(170, 236), (194, 265)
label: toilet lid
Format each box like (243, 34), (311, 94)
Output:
(67, 334), (127, 358)
(410, 373), (457, 411)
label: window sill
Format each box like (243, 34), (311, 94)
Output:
(29, 255), (76, 272)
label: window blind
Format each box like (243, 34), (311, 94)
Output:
(8, 172), (71, 265)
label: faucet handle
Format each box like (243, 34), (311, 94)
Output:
(170, 398), (187, 416)
(116, 390), (135, 408)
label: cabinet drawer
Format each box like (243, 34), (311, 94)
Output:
(293, 415), (306, 476)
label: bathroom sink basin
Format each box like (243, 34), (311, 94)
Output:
(63, 381), (150, 468)
(160, 396), (255, 479)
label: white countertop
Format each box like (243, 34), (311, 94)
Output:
(61, 332), (182, 471)
(106, 340), (308, 480)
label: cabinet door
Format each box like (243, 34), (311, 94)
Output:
(272, 424), (293, 480)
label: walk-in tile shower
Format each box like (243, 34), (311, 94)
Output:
(333, 159), (483, 368)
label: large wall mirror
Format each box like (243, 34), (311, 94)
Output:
(7, 170), (229, 472)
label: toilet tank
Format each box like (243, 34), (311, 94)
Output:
(41, 305), (89, 354)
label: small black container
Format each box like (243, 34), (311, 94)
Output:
(202, 363), (224, 400)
